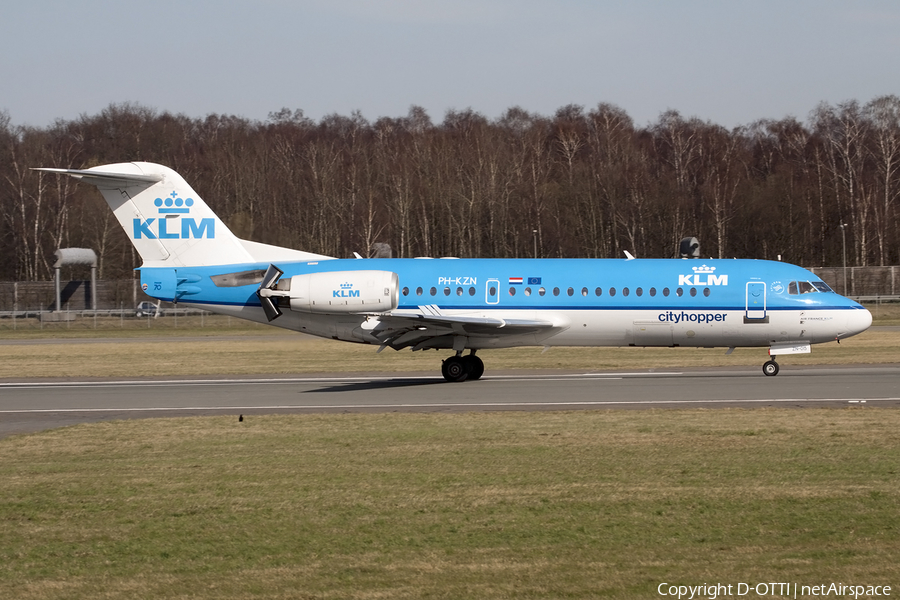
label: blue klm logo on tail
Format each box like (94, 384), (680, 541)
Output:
(133, 192), (215, 239)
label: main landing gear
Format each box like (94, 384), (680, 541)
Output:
(762, 359), (780, 376)
(441, 351), (485, 382)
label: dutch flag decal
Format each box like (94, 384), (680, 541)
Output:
(509, 277), (523, 285)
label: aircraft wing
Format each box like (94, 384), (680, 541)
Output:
(365, 304), (559, 351)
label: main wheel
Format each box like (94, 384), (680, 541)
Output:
(762, 360), (779, 376)
(462, 354), (485, 380)
(441, 356), (468, 382)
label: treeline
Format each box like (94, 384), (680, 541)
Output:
(1, 97), (898, 281)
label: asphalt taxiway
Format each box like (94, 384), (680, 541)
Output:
(1, 365), (898, 438)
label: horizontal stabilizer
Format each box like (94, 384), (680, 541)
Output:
(32, 167), (163, 188)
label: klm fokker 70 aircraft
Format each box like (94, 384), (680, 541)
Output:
(35, 162), (872, 381)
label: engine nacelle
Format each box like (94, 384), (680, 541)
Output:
(286, 270), (399, 314)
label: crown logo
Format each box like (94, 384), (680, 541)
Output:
(692, 264), (716, 273)
(340, 282), (354, 289)
(154, 191), (194, 214)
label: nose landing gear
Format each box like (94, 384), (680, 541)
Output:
(441, 351), (485, 382)
(762, 359), (779, 376)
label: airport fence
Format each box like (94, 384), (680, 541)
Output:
(809, 265), (900, 297)
(0, 308), (263, 331)
(0, 279), (247, 331)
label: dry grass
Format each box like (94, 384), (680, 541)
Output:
(0, 325), (895, 379)
(1, 409), (898, 599)
(1, 306), (897, 597)
(864, 300), (900, 324)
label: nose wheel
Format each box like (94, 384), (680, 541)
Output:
(762, 359), (779, 376)
(441, 352), (484, 382)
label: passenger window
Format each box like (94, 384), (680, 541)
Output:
(567, 287), (574, 296)
(676, 288), (684, 297)
(690, 288), (697, 297)
(539, 287), (546, 296)
(553, 287), (560, 296)
(456, 287), (463, 296)
(636, 287), (643, 297)
(489, 286), (496, 296)
(443, 287), (450, 296)
(662, 288), (670, 297)
(509, 287), (516, 296)
(703, 287), (710, 297)
(595, 287), (602, 296)
(468, 287), (476, 296)
(524, 287), (532, 296)
(622, 287), (630, 297)
(402, 287), (409, 296)
(609, 288), (616, 297)
(649, 287), (657, 297)
(430, 287), (437, 296)
(581, 287), (588, 297)
(416, 287), (423, 296)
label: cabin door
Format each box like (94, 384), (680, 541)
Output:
(745, 281), (767, 320)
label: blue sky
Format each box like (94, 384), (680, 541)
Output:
(3, 0), (898, 128)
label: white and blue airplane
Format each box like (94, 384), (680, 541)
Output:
(35, 162), (872, 381)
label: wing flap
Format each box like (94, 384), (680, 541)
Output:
(384, 305), (553, 330)
(365, 305), (558, 350)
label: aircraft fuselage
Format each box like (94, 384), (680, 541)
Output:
(140, 257), (871, 351)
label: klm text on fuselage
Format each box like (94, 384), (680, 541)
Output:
(678, 273), (728, 286)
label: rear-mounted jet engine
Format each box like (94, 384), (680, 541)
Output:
(257, 265), (398, 320)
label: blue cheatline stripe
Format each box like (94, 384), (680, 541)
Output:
(178, 298), (861, 313)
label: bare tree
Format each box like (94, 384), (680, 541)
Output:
(2, 97), (898, 282)
(864, 95), (900, 265)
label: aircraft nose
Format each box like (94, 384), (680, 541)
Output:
(842, 306), (872, 339)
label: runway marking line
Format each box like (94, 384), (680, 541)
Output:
(1, 397), (898, 414)
(0, 372), (681, 389)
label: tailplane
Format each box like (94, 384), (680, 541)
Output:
(33, 162), (331, 267)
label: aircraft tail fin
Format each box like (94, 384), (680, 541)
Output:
(33, 162), (331, 267)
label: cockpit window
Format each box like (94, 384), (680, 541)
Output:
(788, 280), (833, 295)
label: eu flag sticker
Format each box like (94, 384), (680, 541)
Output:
(527, 277), (542, 285)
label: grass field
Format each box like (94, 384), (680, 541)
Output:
(1, 409), (898, 599)
(1, 329), (898, 379)
(1, 304), (898, 598)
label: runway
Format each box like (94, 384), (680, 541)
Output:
(1, 365), (899, 438)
